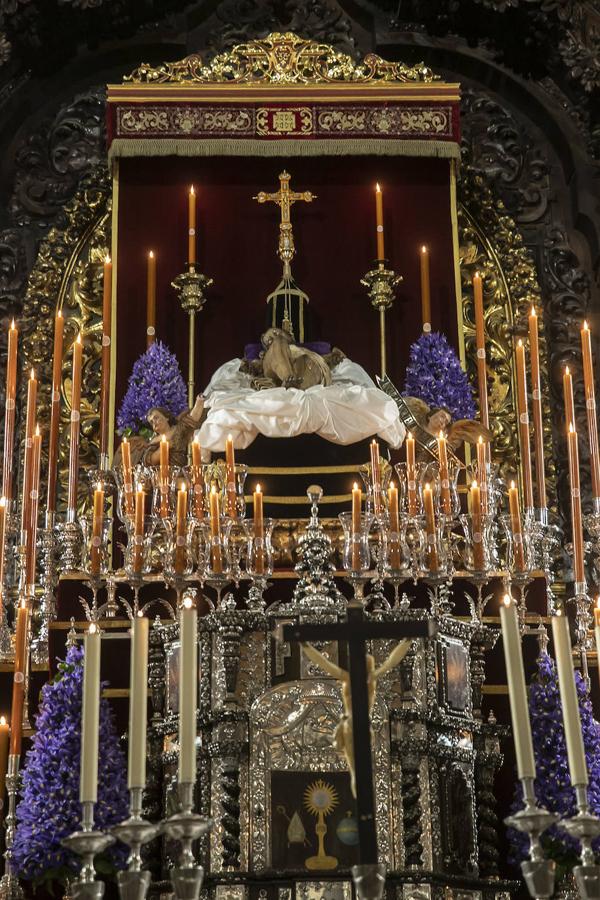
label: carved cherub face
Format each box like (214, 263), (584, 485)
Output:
(147, 408), (171, 436)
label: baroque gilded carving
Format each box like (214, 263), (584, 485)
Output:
(460, 82), (595, 530)
(124, 31), (439, 85)
(19, 166), (110, 511)
(458, 173), (553, 496)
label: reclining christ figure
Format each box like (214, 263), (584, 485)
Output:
(195, 326), (406, 451)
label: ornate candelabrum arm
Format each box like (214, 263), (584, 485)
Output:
(360, 262), (402, 378)
(171, 266), (213, 408)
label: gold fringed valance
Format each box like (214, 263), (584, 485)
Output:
(107, 137), (460, 165)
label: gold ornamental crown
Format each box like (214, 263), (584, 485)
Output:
(124, 31), (440, 85)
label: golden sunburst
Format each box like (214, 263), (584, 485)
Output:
(303, 779), (339, 817)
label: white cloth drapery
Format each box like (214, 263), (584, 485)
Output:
(197, 357), (405, 451)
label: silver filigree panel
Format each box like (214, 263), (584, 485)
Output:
(248, 678), (391, 871)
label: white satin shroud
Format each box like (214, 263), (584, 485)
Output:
(197, 358), (405, 451)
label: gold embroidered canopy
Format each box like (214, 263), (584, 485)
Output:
(106, 32), (460, 162)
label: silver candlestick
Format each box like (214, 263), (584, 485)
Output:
(111, 787), (159, 900)
(563, 784), (600, 899)
(585, 497), (600, 588)
(0, 754), (24, 900)
(351, 863), (387, 900)
(160, 782), (212, 900)
(32, 513), (59, 664)
(504, 775), (558, 899)
(59, 517), (82, 573)
(62, 800), (115, 900)
(570, 581), (592, 688)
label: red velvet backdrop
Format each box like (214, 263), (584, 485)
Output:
(115, 154), (458, 415)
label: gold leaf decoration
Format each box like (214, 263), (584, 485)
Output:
(124, 32), (439, 85)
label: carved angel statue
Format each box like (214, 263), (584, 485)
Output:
(301, 640), (411, 798)
(114, 394), (206, 469)
(241, 326), (345, 391)
(401, 395), (493, 463)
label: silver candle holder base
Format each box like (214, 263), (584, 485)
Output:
(62, 801), (115, 900)
(160, 782), (212, 900)
(563, 785), (600, 900)
(350, 863), (386, 900)
(247, 576), (269, 613)
(112, 788), (159, 900)
(0, 755), (24, 900)
(504, 776), (558, 899)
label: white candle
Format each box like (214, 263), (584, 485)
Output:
(128, 613), (149, 790)
(552, 611), (588, 786)
(80, 623), (101, 803)
(178, 595), (198, 784)
(499, 595), (536, 779)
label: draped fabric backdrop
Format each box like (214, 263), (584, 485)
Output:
(114, 154), (459, 416)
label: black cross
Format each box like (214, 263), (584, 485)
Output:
(283, 605), (436, 865)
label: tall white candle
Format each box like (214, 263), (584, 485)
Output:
(128, 613), (149, 790)
(499, 595), (536, 778)
(552, 611), (588, 786)
(178, 595), (198, 784)
(80, 623), (101, 803)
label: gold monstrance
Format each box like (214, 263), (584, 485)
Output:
(254, 171), (316, 342)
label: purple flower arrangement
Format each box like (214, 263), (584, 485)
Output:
(507, 651), (600, 877)
(117, 340), (187, 436)
(403, 331), (476, 421)
(12, 645), (129, 890)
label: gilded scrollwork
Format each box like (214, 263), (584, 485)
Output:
(457, 177), (556, 500)
(124, 31), (439, 85)
(19, 168), (110, 512)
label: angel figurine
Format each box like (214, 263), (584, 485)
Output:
(301, 640), (412, 797)
(399, 395), (492, 463)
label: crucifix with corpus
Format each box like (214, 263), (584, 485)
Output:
(283, 606), (436, 899)
(254, 171), (316, 341)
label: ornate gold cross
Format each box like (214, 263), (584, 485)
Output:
(254, 171), (316, 272)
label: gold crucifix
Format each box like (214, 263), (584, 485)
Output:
(254, 171), (316, 275)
